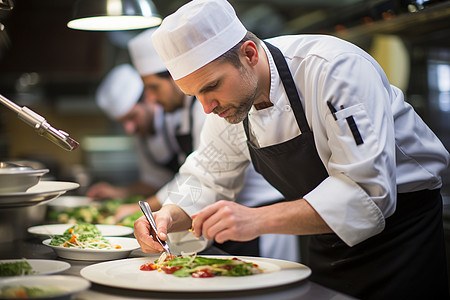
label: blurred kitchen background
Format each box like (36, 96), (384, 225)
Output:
(0, 0), (449, 268)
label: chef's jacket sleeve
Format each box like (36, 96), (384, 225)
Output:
(157, 114), (250, 216)
(300, 52), (397, 246)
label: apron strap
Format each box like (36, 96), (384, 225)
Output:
(264, 41), (311, 134)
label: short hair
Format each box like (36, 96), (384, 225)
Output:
(155, 70), (172, 79)
(216, 31), (260, 69)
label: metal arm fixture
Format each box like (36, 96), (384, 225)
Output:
(0, 93), (79, 151)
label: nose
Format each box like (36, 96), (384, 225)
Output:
(198, 96), (219, 114)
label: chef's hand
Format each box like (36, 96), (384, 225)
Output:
(86, 182), (126, 200)
(134, 204), (192, 253)
(115, 203), (140, 221)
(134, 215), (166, 253)
(191, 200), (261, 244)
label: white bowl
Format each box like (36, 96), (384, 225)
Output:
(0, 163), (49, 194)
(42, 237), (140, 261)
(0, 275), (90, 299)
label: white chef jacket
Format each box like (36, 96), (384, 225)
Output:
(161, 35), (450, 247)
(140, 95), (300, 261)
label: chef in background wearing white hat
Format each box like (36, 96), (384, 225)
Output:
(133, 0), (450, 299)
(113, 28), (300, 261)
(87, 64), (175, 204)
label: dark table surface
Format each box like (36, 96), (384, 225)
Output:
(0, 235), (357, 300)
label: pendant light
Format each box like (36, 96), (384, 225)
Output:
(67, 0), (162, 31)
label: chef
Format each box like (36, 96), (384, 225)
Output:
(133, 0), (450, 299)
(100, 28), (301, 261)
(88, 64), (176, 201)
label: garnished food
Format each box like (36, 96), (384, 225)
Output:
(140, 253), (261, 278)
(0, 259), (35, 277)
(49, 223), (121, 250)
(46, 195), (144, 227)
(0, 285), (63, 298)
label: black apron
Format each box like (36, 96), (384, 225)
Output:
(139, 97), (196, 173)
(242, 41), (449, 299)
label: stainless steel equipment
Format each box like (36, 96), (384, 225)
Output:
(0, 93), (79, 151)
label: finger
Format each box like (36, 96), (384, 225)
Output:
(154, 212), (169, 242)
(202, 204), (235, 240)
(191, 203), (223, 239)
(134, 216), (163, 253)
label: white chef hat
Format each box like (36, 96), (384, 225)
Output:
(96, 64), (143, 120)
(152, 0), (247, 80)
(128, 28), (167, 76)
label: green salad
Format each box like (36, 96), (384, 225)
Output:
(0, 259), (34, 277)
(46, 195), (143, 227)
(0, 285), (63, 298)
(49, 223), (121, 250)
(140, 253), (261, 278)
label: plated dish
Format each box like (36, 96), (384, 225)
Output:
(0, 259), (70, 277)
(43, 237), (140, 261)
(28, 224), (133, 238)
(80, 256), (311, 292)
(0, 181), (80, 209)
(0, 275), (90, 299)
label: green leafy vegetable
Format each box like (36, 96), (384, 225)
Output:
(0, 259), (35, 277)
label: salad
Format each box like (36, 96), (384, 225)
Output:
(140, 253), (261, 278)
(0, 285), (63, 298)
(0, 259), (34, 277)
(46, 195), (143, 227)
(49, 223), (121, 250)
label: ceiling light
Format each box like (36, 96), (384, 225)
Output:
(67, 0), (162, 31)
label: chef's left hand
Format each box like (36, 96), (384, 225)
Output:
(191, 200), (262, 243)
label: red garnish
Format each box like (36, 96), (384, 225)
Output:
(161, 265), (183, 274)
(140, 263), (158, 271)
(191, 269), (214, 278)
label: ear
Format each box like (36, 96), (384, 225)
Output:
(240, 41), (259, 67)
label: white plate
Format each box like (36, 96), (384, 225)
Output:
(28, 224), (133, 238)
(80, 255), (311, 292)
(42, 237), (140, 261)
(0, 181), (80, 209)
(0, 275), (90, 299)
(0, 259), (71, 277)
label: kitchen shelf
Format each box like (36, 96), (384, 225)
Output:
(334, 1), (450, 42)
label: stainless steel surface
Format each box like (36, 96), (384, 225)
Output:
(0, 93), (79, 151)
(138, 200), (171, 255)
(0, 236), (358, 300)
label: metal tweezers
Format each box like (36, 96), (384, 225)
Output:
(138, 201), (171, 254)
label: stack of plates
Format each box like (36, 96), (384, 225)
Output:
(0, 162), (80, 209)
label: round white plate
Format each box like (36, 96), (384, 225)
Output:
(28, 224), (133, 238)
(0, 259), (71, 277)
(0, 181), (80, 209)
(80, 255), (311, 292)
(42, 237), (140, 261)
(0, 275), (90, 299)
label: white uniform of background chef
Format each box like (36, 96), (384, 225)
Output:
(95, 64), (176, 196)
(131, 0), (450, 299)
(125, 28), (300, 261)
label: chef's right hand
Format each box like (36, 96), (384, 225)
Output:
(134, 213), (168, 253)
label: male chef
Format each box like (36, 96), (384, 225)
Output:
(133, 0), (450, 299)
(98, 28), (300, 261)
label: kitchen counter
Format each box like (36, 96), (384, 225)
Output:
(0, 235), (357, 300)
